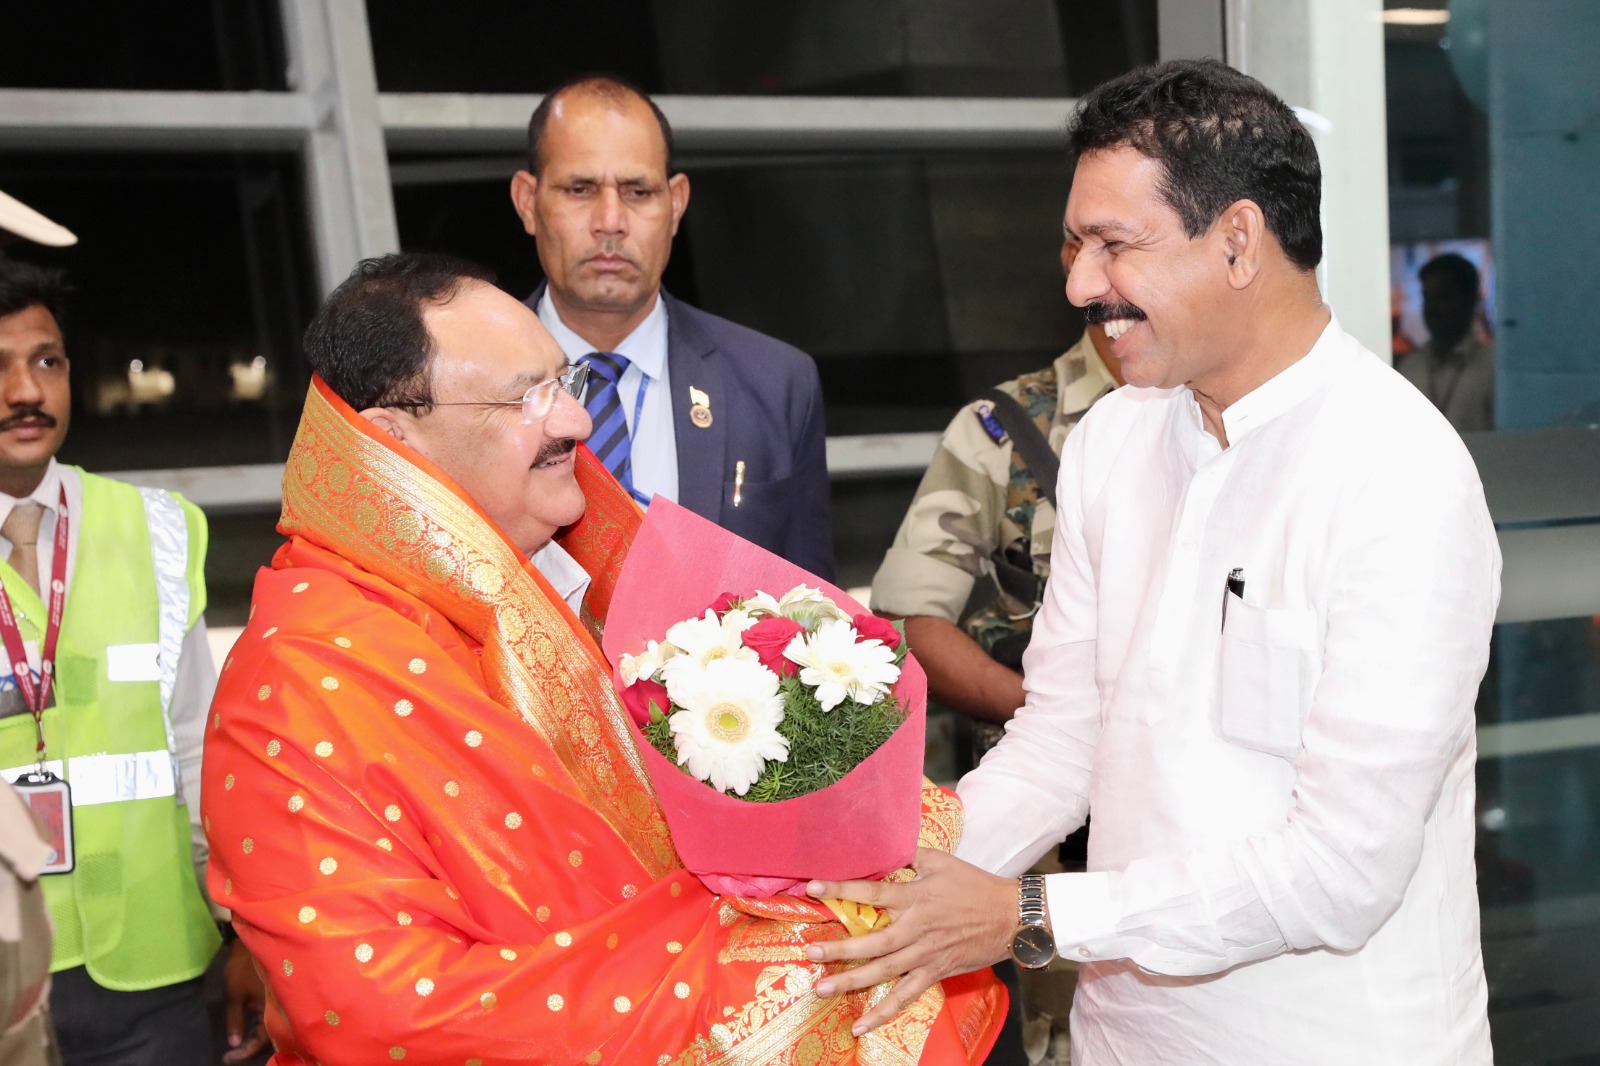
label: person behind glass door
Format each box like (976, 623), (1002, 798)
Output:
(1396, 252), (1494, 432)
(508, 74), (835, 579)
(0, 252), (267, 1066)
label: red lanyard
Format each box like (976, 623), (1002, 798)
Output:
(0, 485), (71, 761)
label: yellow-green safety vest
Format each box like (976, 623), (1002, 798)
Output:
(0, 469), (219, 990)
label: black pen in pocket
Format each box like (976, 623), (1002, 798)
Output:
(1221, 567), (1245, 632)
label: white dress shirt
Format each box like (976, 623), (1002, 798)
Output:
(538, 291), (678, 503)
(957, 318), (1500, 1064)
(529, 540), (591, 615)
(0, 460), (220, 913)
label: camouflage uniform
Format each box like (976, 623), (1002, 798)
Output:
(872, 331), (1116, 694)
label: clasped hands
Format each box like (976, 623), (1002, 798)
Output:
(804, 847), (1018, 1037)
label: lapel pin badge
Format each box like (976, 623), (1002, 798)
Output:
(689, 386), (713, 429)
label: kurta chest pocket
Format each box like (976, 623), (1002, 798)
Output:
(1217, 595), (1317, 758)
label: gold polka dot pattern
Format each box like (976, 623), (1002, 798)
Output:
(505, 812), (522, 829)
(288, 794), (305, 813)
(325, 1010), (339, 1026)
(242, 837), (254, 854)
(547, 993), (563, 1011)
(444, 781), (460, 798)
(669, 882), (682, 897)
(554, 932), (572, 947)
(606, 933), (618, 950)
(257, 685), (271, 700)
(622, 883), (638, 898)
(262, 626), (277, 638)
(314, 741), (333, 758)
(355, 943), (374, 963)
(298, 906), (316, 923)
(415, 978), (433, 996)
(536, 906), (550, 923)
(408, 658), (427, 674)
(293, 582), (309, 593)
(334, 636), (352, 648)
(499, 948), (517, 961)
(393, 699), (413, 717)
(613, 996), (631, 1013)
(666, 941), (683, 954)
(321, 676), (339, 691)
(224, 773), (235, 791)
(319, 857), (338, 875)
(674, 982), (690, 999)
(464, 730), (483, 748)
(282, 959), (294, 976)
(479, 992), (497, 1010)
(397, 911), (412, 926)
(376, 837), (393, 851)
(568, 850), (582, 867)
(389, 1048), (406, 1060)
(266, 739), (281, 757)
(384, 805), (402, 822)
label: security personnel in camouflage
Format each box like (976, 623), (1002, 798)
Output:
(871, 232), (1122, 742)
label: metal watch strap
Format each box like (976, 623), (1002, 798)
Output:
(1018, 873), (1049, 926)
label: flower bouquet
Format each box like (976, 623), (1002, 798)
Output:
(602, 498), (926, 898)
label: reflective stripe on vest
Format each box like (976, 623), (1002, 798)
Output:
(136, 486), (189, 800)
(3, 751), (177, 805)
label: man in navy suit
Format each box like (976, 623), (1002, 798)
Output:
(509, 75), (835, 579)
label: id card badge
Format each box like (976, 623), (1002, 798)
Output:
(12, 769), (74, 874)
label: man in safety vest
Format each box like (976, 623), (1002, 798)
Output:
(0, 251), (266, 1065)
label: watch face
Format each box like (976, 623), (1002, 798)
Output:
(1010, 923), (1055, 969)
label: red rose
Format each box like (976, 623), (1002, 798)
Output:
(707, 591), (742, 617)
(621, 679), (670, 727)
(852, 613), (903, 650)
(741, 616), (806, 678)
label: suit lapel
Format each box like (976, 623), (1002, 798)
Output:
(663, 292), (727, 523)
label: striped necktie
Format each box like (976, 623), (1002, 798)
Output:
(581, 351), (634, 491)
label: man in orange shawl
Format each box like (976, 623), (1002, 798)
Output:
(203, 252), (1004, 1065)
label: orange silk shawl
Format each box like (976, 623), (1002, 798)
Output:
(203, 377), (1005, 1065)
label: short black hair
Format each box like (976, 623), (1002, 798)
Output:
(1068, 58), (1323, 271)
(525, 73), (675, 176)
(0, 253), (69, 327)
(1418, 253), (1480, 302)
(302, 252), (497, 412)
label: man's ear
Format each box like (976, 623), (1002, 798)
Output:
(668, 172), (691, 237)
(1219, 198), (1267, 289)
(510, 171), (540, 237)
(359, 407), (407, 441)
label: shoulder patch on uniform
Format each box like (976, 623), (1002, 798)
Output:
(972, 400), (1008, 444)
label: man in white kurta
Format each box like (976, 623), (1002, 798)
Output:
(805, 58), (1499, 1064)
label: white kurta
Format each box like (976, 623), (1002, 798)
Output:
(957, 317), (1500, 1064)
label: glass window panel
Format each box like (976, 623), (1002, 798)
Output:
(0, 0), (287, 91)
(367, 0), (1155, 96)
(0, 152), (319, 474)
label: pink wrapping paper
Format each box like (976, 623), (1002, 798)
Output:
(602, 497), (927, 897)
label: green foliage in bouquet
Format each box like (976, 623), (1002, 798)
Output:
(642, 682), (904, 803)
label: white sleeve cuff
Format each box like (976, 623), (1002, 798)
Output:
(1045, 871), (1121, 963)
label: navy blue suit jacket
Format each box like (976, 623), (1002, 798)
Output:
(527, 286), (835, 580)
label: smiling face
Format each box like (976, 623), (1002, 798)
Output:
(0, 304), (71, 497)
(512, 89), (689, 336)
(1065, 146), (1238, 392)
(392, 282), (593, 556)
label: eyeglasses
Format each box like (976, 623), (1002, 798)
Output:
(409, 363), (590, 425)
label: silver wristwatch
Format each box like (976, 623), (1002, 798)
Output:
(1008, 873), (1056, 970)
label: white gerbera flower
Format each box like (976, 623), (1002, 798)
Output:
(741, 591), (783, 617)
(784, 618), (901, 712)
(619, 639), (674, 686)
(660, 610), (759, 698)
(668, 657), (790, 795)
(776, 585), (849, 627)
